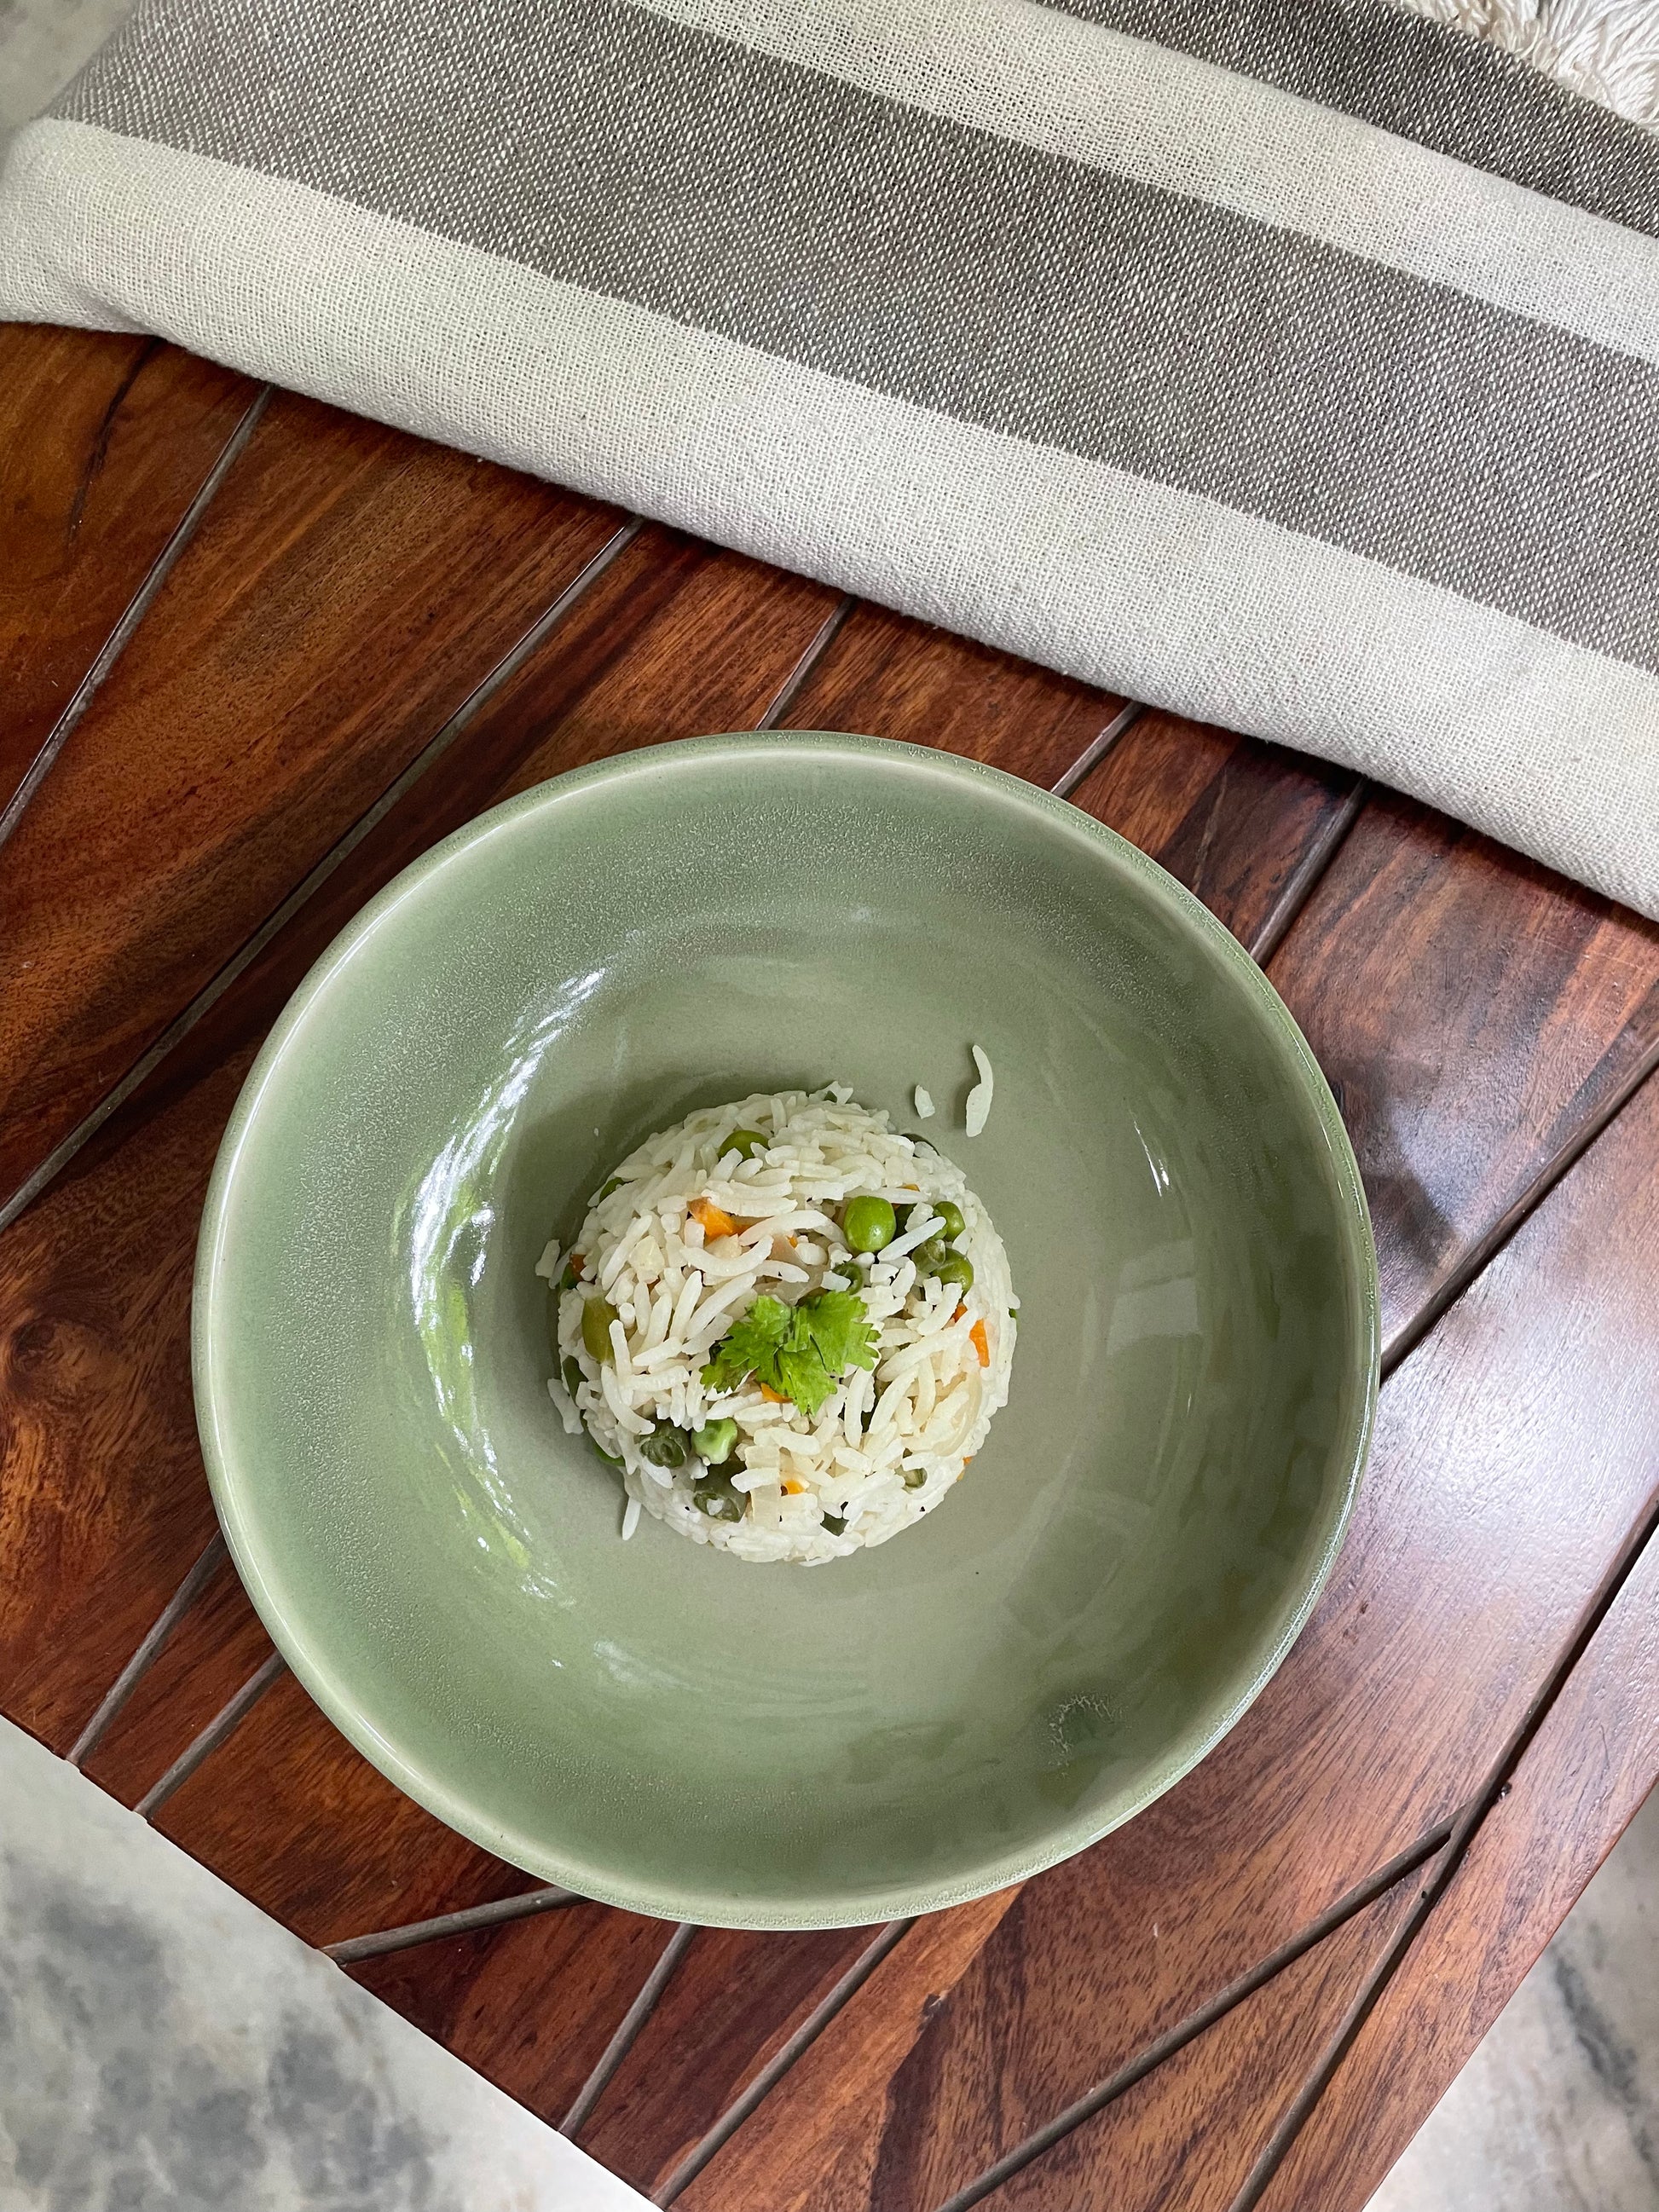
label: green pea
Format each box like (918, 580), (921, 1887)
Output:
(902, 1467), (929, 1490)
(692, 1416), (739, 1464)
(823, 1514), (847, 1534)
(640, 1422), (690, 1469)
(842, 1195), (896, 1254)
(936, 1252), (975, 1292)
(722, 1128), (767, 1161)
(910, 1236), (949, 1273)
(581, 1297), (620, 1361)
(829, 1250), (864, 1280)
(560, 1355), (583, 1399)
(587, 1431), (624, 1468)
(692, 1468), (746, 1522)
(934, 1199), (967, 1242)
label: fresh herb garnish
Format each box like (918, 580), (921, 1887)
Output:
(702, 1289), (878, 1415)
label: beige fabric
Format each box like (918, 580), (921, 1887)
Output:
(6, 116), (1658, 916)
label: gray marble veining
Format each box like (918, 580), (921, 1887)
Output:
(0, 0), (131, 136)
(0, 1718), (647, 2212)
(1369, 1784), (1659, 2212)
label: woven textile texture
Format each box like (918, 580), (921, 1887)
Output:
(3, 0), (1656, 915)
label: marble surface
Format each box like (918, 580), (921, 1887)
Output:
(1369, 1784), (1659, 2212)
(0, 0), (131, 136)
(0, 1718), (647, 2211)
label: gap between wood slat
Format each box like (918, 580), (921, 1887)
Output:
(754, 592), (858, 730)
(1248, 777), (1368, 966)
(651, 1916), (916, 2205)
(0, 384), (273, 858)
(560, 1921), (698, 2140)
(0, 516), (645, 1240)
(66, 1532), (227, 1768)
(134, 1649), (287, 1819)
(1049, 699), (1142, 800)
(1382, 1042), (1659, 1379)
(323, 1884), (583, 1964)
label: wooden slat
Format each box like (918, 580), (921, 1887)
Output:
(866, 1889), (1416, 2212)
(0, 386), (624, 1204)
(777, 600), (1124, 783)
(1257, 1508), (1659, 2209)
(78, 1556), (269, 1805)
(1268, 794), (1659, 1344)
(350, 1900), (675, 2127)
(0, 530), (834, 1762)
(1065, 707), (1359, 956)
(672, 1896), (1020, 2212)
(762, 1054), (1659, 2212)
(0, 328), (258, 813)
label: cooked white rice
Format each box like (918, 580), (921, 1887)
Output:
(537, 1088), (1016, 1563)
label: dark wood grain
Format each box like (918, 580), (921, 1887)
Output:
(79, 1555), (270, 1806)
(1067, 707), (1359, 953)
(777, 598), (1124, 783)
(1257, 1521), (1659, 2196)
(905, 1888), (1417, 2212)
(695, 1057), (1659, 2210)
(672, 1896), (1020, 2212)
(0, 528), (835, 1761)
(0, 386), (625, 1204)
(1268, 794), (1659, 1346)
(350, 1901), (675, 2127)
(0, 327), (258, 814)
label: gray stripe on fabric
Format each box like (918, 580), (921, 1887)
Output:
(1058, 0), (1659, 237)
(55, 0), (1659, 672)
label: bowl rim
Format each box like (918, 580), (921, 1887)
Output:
(194, 730), (1379, 1929)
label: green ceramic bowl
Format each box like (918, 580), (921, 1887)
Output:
(195, 733), (1376, 1929)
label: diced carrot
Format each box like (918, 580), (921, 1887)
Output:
(951, 1302), (966, 1322)
(970, 1319), (991, 1367)
(690, 1196), (738, 1238)
(760, 1384), (788, 1405)
(783, 1478), (806, 1495)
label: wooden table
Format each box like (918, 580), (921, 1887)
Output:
(5, 322), (1658, 2212)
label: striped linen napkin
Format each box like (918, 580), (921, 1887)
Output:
(3, 0), (1656, 918)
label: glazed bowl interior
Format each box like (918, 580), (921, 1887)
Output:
(196, 733), (1376, 1927)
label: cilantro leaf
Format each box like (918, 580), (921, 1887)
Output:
(775, 1334), (836, 1416)
(797, 1290), (879, 1377)
(702, 1296), (791, 1395)
(702, 1287), (879, 1414)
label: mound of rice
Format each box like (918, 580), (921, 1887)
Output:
(537, 1089), (1016, 1563)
